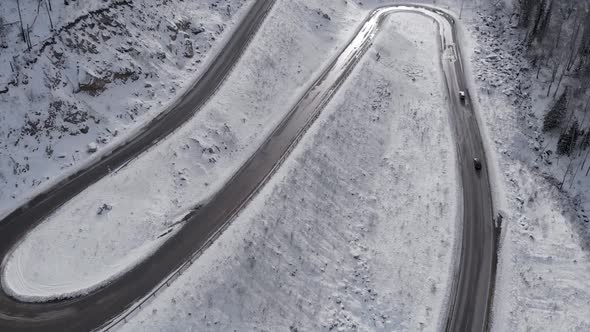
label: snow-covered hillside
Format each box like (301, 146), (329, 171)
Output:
(3, 0), (590, 330)
(461, 5), (590, 331)
(2, 0), (375, 302)
(3, 1), (461, 329)
(0, 0), (249, 214)
(118, 12), (458, 332)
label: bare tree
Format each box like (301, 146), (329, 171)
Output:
(578, 94), (590, 162)
(534, 0), (553, 44)
(546, 57), (562, 97)
(553, 64), (567, 98)
(566, 13), (583, 70)
(519, 0), (535, 28)
(577, 93), (590, 147)
(550, 4), (572, 53)
(45, 0), (54, 30)
(16, 0), (26, 44)
(576, 9), (590, 71)
(0, 16), (5, 46)
(527, 0), (548, 45)
(561, 157), (574, 189)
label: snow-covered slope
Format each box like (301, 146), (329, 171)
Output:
(460, 6), (590, 331)
(9, 0), (590, 330)
(3, 2), (460, 329)
(116, 13), (459, 331)
(0, 0), (509, 220)
(2, 0), (374, 302)
(0, 0), (249, 214)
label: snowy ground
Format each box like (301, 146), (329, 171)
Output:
(10, 0), (590, 331)
(2, 0), (377, 302)
(0, 0), (503, 219)
(4, 2), (461, 329)
(116, 13), (458, 331)
(0, 0), (250, 214)
(460, 6), (590, 331)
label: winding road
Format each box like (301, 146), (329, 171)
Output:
(0, 3), (494, 332)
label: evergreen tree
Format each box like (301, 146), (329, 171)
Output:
(543, 89), (568, 131)
(557, 119), (580, 155)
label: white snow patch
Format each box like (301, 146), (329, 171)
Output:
(1, 223), (182, 302)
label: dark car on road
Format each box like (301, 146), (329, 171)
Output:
(473, 158), (482, 171)
(459, 90), (466, 101)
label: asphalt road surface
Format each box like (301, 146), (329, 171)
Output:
(0, 0), (276, 330)
(429, 7), (496, 332)
(0, 4), (494, 332)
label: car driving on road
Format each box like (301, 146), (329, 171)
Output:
(473, 158), (482, 171)
(459, 90), (466, 101)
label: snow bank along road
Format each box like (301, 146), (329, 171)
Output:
(0, 3), (494, 332)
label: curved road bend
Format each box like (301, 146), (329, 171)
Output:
(0, 0), (276, 331)
(0, 4), (494, 332)
(430, 8), (495, 332)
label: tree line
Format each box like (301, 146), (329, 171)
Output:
(517, 0), (590, 187)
